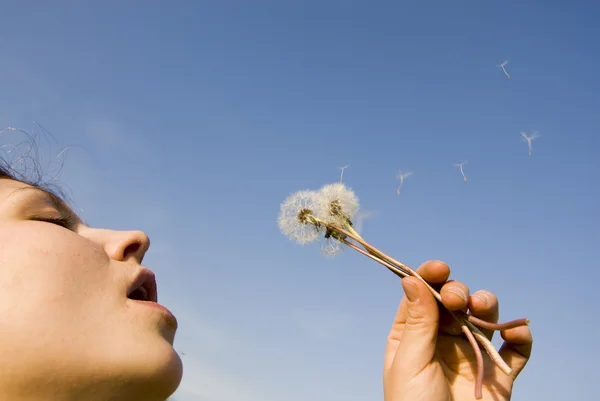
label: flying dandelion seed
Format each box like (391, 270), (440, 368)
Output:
(454, 161), (468, 182)
(315, 182), (360, 226)
(498, 60), (511, 79)
(521, 130), (540, 156)
(338, 164), (350, 183)
(278, 190), (324, 245)
(396, 170), (413, 195)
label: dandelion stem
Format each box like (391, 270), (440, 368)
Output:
(341, 239), (410, 278)
(466, 320), (512, 376)
(279, 184), (529, 400)
(327, 221), (526, 398)
(466, 315), (530, 331)
(461, 323), (484, 399)
(333, 223), (442, 301)
(343, 235), (526, 333)
(340, 232), (488, 398)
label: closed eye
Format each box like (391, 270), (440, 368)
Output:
(29, 215), (75, 229)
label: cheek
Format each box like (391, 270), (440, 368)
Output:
(0, 226), (115, 325)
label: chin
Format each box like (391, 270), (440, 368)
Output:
(124, 340), (184, 400)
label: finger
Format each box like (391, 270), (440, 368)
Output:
(388, 260), (451, 339)
(386, 260), (453, 369)
(418, 262), (462, 336)
(389, 277), (440, 378)
(498, 325), (533, 379)
(440, 280), (469, 311)
(437, 280), (469, 335)
(468, 290), (499, 340)
(384, 295), (408, 372)
(415, 260), (450, 285)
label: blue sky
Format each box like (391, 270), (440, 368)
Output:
(1, 1), (599, 400)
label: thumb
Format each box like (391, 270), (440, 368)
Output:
(391, 277), (440, 377)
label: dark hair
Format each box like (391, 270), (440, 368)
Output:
(0, 158), (38, 185)
(0, 125), (74, 205)
(0, 163), (15, 180)
(0, 154), (69, 203)
(1, 123), (61, 184)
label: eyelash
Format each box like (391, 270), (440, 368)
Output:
(30, 216), (74, 229)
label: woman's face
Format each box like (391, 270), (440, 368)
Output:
(0, 178), (182, 400)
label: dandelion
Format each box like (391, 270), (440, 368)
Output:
(521, 130), (540, 156)
(396, 170), (413, 195)
(314, 182), (359, 226)
(454, 160), (468, 182)
(338, 164), (350, 183)
(321, 237), (343, 257)
(498, 60), (511, 79)
(278, 190), (324, 245)
(277, 179), (530, 400)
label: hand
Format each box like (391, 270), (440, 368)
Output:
(383, 261), (533, 401)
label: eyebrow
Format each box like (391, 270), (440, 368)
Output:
(11, 187), (85, 224)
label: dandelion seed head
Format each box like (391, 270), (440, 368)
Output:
(315, 182), (360, 225)
(321, 238), (343, 257)
(278, 190), (323, 245)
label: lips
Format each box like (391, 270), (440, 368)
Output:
(126, 267), (178, 330)
(127, 268), (158, 303)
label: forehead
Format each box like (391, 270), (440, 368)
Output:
(0, 178), (34, 196)
(0, 178), (68, 211)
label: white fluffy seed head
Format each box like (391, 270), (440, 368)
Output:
(315, 182), (360, 225)
(320, 238), (343, 257)
(278, 190), (323, 245)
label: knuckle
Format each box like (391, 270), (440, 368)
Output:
(474, 290), (498, 306)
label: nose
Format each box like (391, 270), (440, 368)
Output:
(103, 229), (151, 263)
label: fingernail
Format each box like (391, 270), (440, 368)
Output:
(473, 292), (490, 306)
(402, 279), (420, 302)
(448, 287), (467, 302)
